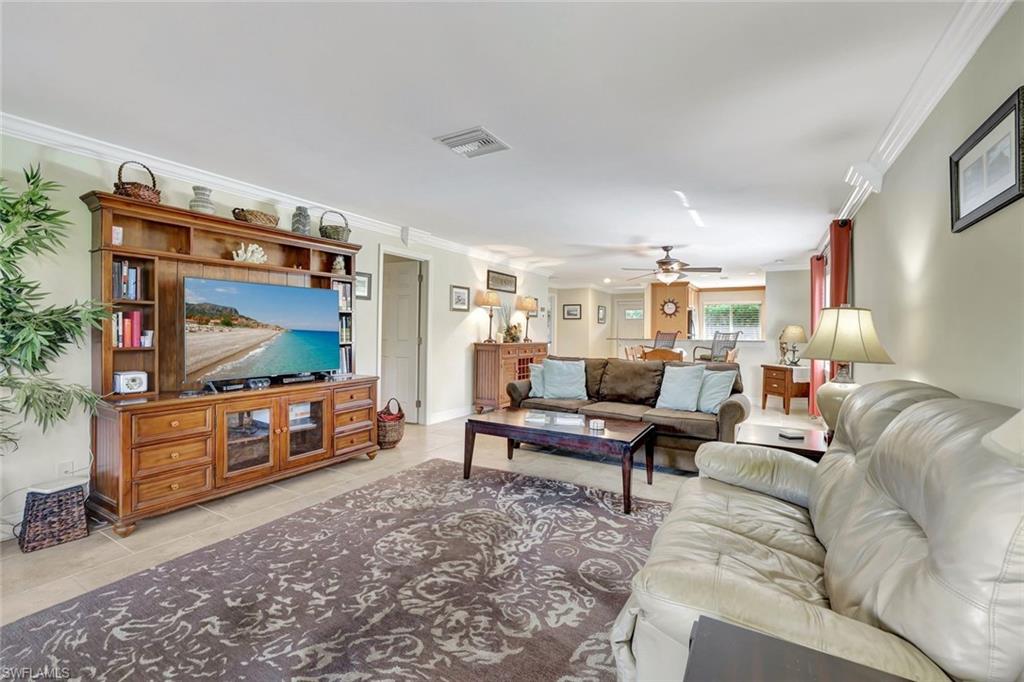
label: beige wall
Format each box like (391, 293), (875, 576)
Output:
(551, 287), (614, 357)
(0, 135), (548, 527)
(852, 5), (1023, 408)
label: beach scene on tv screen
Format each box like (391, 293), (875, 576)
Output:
(184, 278), (339, 383)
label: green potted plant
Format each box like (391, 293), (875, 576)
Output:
(1, 166), (108, 452)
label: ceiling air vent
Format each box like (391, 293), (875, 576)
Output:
(434, 126), (510, 158)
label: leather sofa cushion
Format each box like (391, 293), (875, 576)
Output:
(519, 397), (593, 413)
(579, 401), (652, 422)
(667, 360), (744, 394)
(599, 359), (664, 406)
(549, 356), (608, 399)
(642, 408), (718, 440)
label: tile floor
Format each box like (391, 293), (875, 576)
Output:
(0, 404), (816, 625)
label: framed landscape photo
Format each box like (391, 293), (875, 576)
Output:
(354, 272), (372, 300)
(450, 285), (470, 311)
(597, 305), (607, 324)
(562, 303), (582, 320)
(486, 269), (517, 294)
(950, 87), (1023, 233)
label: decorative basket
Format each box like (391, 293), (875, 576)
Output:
(319, 210), (351, 242)
(377, 398), (405, 449)
(113, 161), (161, 204)
(232, 207), (280, 227)
(15, 485), (89, 553)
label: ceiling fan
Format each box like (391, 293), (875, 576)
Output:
(622, 245), (722, 284)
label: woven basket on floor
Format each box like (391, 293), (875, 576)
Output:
(113, 161), (161, 204)
(16, 485), (89, 553)
(377, 398), (405, 449)
(232, 208), (280, 227)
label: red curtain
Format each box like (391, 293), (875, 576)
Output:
(809, 254), (826, 416)
(827, 219), (853, 378)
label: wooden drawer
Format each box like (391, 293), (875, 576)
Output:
(335, 428), (372, 454)
(133, 466), (212, 510)
(765, 381), (785, 394)
(501, 346), (518, 357)
(133, 437), (211, 478)
(335, 405), (373, 431)
(132, 407), (212, 444)
(334, 385), (371, 406)
(765, 369), (788, 381)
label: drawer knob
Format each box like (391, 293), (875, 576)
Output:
(170, 451), (181, 459)
(170, 420), (180, 428)
(274, 428), (282, 434)
(169, 482), (180, 491)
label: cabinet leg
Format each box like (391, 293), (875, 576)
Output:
(112, 520), (137, 538)
(761, 392), (768, 410)
(784, 395), (791, 415)
(367, 450), (378, 460)
(474, 405), (484, 414)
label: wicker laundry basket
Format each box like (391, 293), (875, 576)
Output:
(377, 398), (405, 449)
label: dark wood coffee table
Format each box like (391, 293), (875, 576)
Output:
(736, 423), (828, 461)
(463, 409), (655, 513)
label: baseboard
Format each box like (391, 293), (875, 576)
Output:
(427, 405), (473, 425)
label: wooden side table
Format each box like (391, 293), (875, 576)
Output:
(762, 364), (810, 415)
(684, 617), (910, 681)
(736, 423), (828, 461)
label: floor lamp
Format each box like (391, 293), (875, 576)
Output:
(800, 305), (893, 433)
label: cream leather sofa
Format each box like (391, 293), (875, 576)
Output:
(611, 380), (1023, 681)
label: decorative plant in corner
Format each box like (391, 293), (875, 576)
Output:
(0, 166), (108, 451)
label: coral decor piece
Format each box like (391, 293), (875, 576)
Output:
(231, 242), (268, 264)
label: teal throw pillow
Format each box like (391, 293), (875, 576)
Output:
(655, 365), (705, 412)
(697, 370), (738, 414)
(528, 363), (545, 398)
(542, 359), (587, 400)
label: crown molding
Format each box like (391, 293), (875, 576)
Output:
(1, 113), (552, 276)
(761, 261), (811, 273)
(836, 0), (1012, 220)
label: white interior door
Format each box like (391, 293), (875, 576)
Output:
(381, 259), (421, 423)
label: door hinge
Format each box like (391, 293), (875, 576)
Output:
(418, 273), (424, 283)
(418, 336), (423, 346)
(415, 399), (422, 408)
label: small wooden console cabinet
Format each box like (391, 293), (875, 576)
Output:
(761, 364), (810, 415)
(473, 342), (548, 412)
(83, 192), (378, 536)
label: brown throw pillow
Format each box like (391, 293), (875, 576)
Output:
(599, 359), (665, 406)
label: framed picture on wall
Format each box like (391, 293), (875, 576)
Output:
(597, 305), (607, 324)
(450, 285), (470, 311)
(950, 87), (1023, 233)
(354, 272), (372, 300)
(486, 269), (517, 294)
(562, 303), (582, 320)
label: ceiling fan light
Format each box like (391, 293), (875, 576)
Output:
(656, 271), (679, 284)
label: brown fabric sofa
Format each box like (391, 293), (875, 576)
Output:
(507, 357), (750, 471)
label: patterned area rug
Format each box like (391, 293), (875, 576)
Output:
(1, 459), (669, 681)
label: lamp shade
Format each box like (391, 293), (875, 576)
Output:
(655, 271), (680, 284)
(983, 412), (1022, 463)
(477, 290), (501, 308)
(780, 324), (808, 344)
(516, 296), (538, 313)
(801, 306), (893, 364)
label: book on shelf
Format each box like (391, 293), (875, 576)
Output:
(339, 315), (353, 343)
(113, 310), (143, 348)
(339, 345), (353, 374)
(112, 260), (142, 300)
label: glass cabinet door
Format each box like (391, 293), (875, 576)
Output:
(281, 390), (332, 468)
(216, 398), (277, 485)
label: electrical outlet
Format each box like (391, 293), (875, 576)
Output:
(57, 460), (75, 476)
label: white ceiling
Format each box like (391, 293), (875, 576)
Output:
(2, 2), (961, 289)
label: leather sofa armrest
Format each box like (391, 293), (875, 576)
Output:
(507, 380), (532, 408)
(716, 393), (750, 443)
(695, 442), (816, 507)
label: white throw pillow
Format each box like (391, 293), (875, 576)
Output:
(541, 359), (588, 400)
(528, 363), (545, 398)
(656, 364), (705, 412)
(697, 369), (738, 414)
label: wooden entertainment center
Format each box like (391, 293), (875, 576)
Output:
(83, 192), (379, 537)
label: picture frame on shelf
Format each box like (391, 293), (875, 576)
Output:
(450, 285), (470, 311)
(950, 87), (1023, 233)
(486, 269), (517, 294)
(597, 305), (607, 324)
(562, 303), (582, 320)
(354, 272), (372, 300)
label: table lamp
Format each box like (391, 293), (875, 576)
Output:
(478, 290), (501, 343)
(800, 305), (893, 432)
(779, 325), (807, 366)
(516, 296), (538, 342)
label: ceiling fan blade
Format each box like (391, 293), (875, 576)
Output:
(625, 272), (654, 281)
(679, 266), (723, 273)
(621, 267), (655, 271)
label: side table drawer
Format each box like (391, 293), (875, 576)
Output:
(133, 437), (211, 478)
(765, 369), (788, 381)
(133, 466), (212, 511)
(335, 405), (373, 431)
(132, 407), (212, 444)
(335, 428), (372, 454)
(335, 385), (371, 406)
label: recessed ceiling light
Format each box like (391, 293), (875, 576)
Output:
(688, 209), (705, 228)
(602, 277), (612, 284)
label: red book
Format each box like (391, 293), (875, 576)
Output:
(124, 316), (133, 349)
(131, 311), (142, 347)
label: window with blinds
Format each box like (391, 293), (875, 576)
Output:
(703, 303), (762, 339)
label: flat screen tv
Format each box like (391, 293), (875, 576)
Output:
(184, 277), (339, 384)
